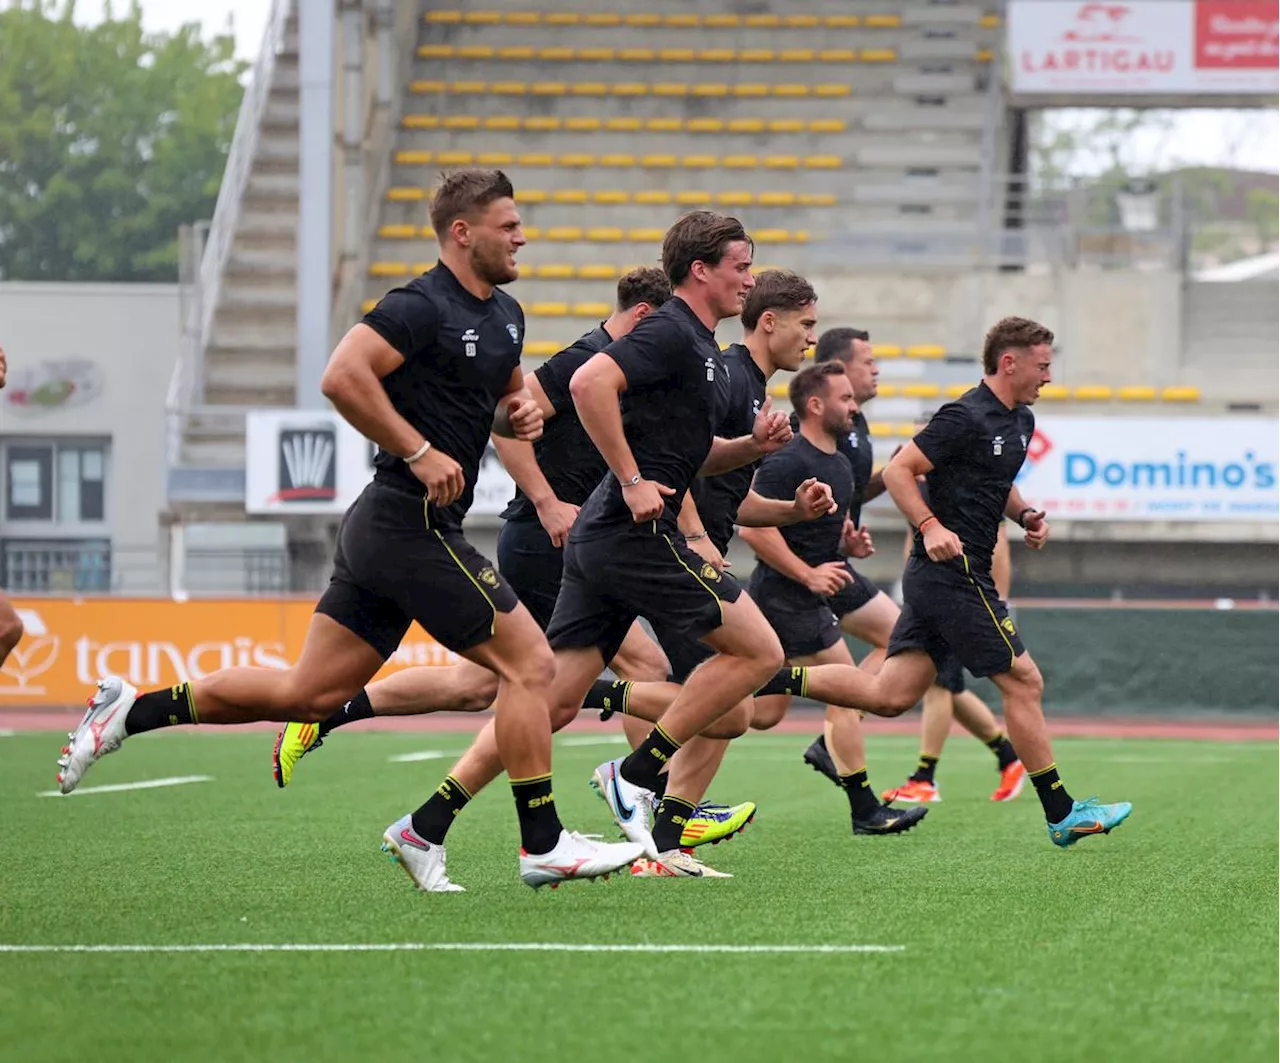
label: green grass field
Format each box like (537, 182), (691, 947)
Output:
(1, 727), (1276, 1063)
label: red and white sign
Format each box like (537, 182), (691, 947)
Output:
(1009, 0), (1279, 95)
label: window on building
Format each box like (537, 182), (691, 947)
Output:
(1, 441), (108, 524)
(0, 538), (112, 592)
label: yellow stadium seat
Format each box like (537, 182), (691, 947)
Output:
(552, 189), (589, 204)
(369, 262), (409, 278)
(489, 82), (527, 94)
(1073, 385), (1114, 401)
(809, 119), (846, 133)
(558, 154), (595, 167)
(617, 48), (656, 61)
(361, 298), (377, 313)
(804, 155), (843, 169)
(462, 10), (500, 23)
(644, 117), (681, 131)
(722, 155), (759, 169)
(394, 150), (432, 165)
(814, 84), (851, 96)
(600, 154), (637, 167)
(895, 423), (918, 438)
(820, 49), (856, 62)
(865, 15), (903, 28)
(740, 49), (778, 62)
(676, 191), (712, 205)
(785, 15), (821, 27)
(716, 192), (755, 206)
(434, 151), (471, 166)
(773, 84), (809, 97)
(545, 12), (580, 24)
(1161, 386), (1202, 402)
(728, 119), (765, 133)
(781, 49), (817, 62)
(531, 83), (567, 96)
(642, 154), (677, 167)
(745, 14), (780, 27)
(410, 262), (436, 275)
(528, 303), (569, 317)
(565, 117), (601, 131)
(798, 193), (838, 206)
(683, 154), (719, 168)
(1119, 386), (1157, 402)
(872, 345), (903, 358)
(705, 14), (739, 27)
(665, 14), (700, 28)
(593, 190), (630, 204)
(444, 116), (480, 130)
(545, 227), (583, 241)
(497, 46), (535, 60)
(700, 48), (739, 62)
(584, 13), (620, 25)
(976, 49), (994, 63)
(573, 302), (612, 317)
(587, 227), (624, 242)
(754, 230), (799, 244)
(694, 83), (731, 96)
(451, 81), (488, 94)
(629, 228), (666, 242)
(485, 116), (522, 130)
(732, 84), (769, 96)
(770, 119), (806, 133)
(826, 15), (860, 27)
(401, 115), (438, 129)
(907, 345), (947, 360)
(875, 384), (899, 398)
(944, 384), (973, 399)
(424, 10), (461, 22)
(687, 118), (724, 132)
(980, 14), (1003, 28)
(515, 190), (546, 204)
(653, 83), (689, 97)
(523, 341), (561, 356)
(571, 83), (609, 95)
(517, 152), (554, 166)
(377, 224), (417, 240)
(635, 190), (672, 205)
(409, 80), (444, 94)
(532, 265), (575, 279)
(608, 117), (643, 131)
(578, 264), (619, 280)
(613, 83), (649, 96)
(476, 152), (513, 166)
(580, 48), (616, 61)
(625, 13), (661, 26)
(758, 192), (797, 206)
(504, 12), (540, 25)
(1038, 385), (1069, 400)
(868, 423), (895, 438)
(458, 46), (494, 60)
(902, 383), (942, 399)
(860, 49), (898, 62)
(386, 187), (425, 202)
(520, 227), (542, 240)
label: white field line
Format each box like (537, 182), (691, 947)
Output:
(0, 942), (905, 955)
(37, 775), (213, 798)
(387, 750), (447, 763)
(558, 735), (630, 747)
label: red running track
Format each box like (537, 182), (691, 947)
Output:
(1, 708), (1274, 743)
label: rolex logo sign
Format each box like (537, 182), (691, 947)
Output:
(275, 426), (337, 503)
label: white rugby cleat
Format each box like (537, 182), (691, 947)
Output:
(57, 676), (136, 795)
(591, 756), (657, 859)
(380, 814), (466, 892)
(519, 829), (644, 890)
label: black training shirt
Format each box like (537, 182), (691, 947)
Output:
(789, 408), (872, 524)
(501, 323), (613, 522)
(750, 433), (855, 592)
(572, 297), (729, 542)
(911, 381), (1033, 572)
(361, 262), (524, 525)
(692, 343), (768, 553)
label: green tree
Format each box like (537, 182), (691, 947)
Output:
(0, 0), (246, 282)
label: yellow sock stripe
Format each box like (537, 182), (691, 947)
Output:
(660, 795), (698, 813)
(799, 667), (809, 699)
(661, 534), (725, 626)
(962, 554), (1016, 667)
(653, 722), (680, 750)
(1028, 762), (1058, 778)
(184, 683), (199, 725)
(510, 772), (553, 785)
(445, 774), (474, 801)
(425, 503), (497, 637)
(620, 680), (633, 716)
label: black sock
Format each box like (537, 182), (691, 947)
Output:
(510, 773), (563, 855)
(756, 666), (808, 697)
(652, 795), (696, 853)
(125, 684), (198, 735)
(840, 768), (881, 818)
(909, 754), (939, 784)
(318, 689), (374, 737)
(410, 775), (473, 845)
(583, 679), (632, 721)
(1029, 763), (1075, 823)
(986, 731), (1018, 769)
(619, 724), (681, 788)
(650, 771), (668, 800)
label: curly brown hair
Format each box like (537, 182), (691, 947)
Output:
(982, 316), (1055, 374)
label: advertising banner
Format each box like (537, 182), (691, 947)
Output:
(245, 410), (517, 516)
(0, 598), (456, 707)
(1015, 416), (1278, 521)
(1009, 0), (1279, 95)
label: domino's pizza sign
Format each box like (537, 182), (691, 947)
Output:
(1014, 417), (1278, 521)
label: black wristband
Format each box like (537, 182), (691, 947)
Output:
(1015, 506), (1037, 528)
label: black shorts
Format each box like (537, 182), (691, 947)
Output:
(887, 555), (1025, 679)
(546, 525), (741, 664)
(747, 568), (842, 661)
(828, 564), (881, 617)
(316, 482), (519, 658)
(496, 516), (562, 631)
(933, 651), (967, 694)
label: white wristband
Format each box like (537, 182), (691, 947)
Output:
(404, 439), (432, 464)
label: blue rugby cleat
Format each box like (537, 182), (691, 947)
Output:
(1048, 797), (1132, 848)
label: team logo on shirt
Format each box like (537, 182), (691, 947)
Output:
(848, 431), (859, 449)
(462, 328), (479, 358)
(478, 566), (499, 588)
(1001, 616), (1017, 637)
(704, 357), (716, 382)
(507, 323), (520, 343)
(700, 563), (721, 583)
(992, 435), (1004, 456)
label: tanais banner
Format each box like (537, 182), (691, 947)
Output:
(1009, 0), (1279, 95)
(0, 599), (456, 707)
(1014, 416), (1278, 521)
(245, 410), (517, 517)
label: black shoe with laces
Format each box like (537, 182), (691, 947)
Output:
(851, 804), (929, 836)
(802, 734), (843, 788)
